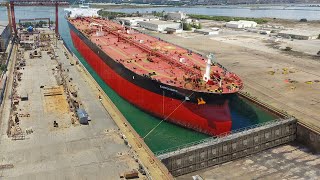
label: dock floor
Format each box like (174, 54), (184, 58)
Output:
(178, 143), (320, 180)
(0, 36), (142, 179)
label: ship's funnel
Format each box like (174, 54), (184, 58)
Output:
(203, 53), (214, 82)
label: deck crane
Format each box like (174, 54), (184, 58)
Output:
(89, 23), (104, 37)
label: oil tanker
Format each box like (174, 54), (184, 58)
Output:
(67, 17), (243, 136)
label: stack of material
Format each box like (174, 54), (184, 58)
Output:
(76, 108), (88, 125)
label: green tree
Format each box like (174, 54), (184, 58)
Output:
(0, 64), (7, 72)
(183, 23), (192, 31)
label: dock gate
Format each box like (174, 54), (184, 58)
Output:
(156, 117), (297, 177)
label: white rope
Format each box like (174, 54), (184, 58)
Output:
(143, 92), (194, 139)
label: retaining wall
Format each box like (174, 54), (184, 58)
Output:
(0, 75), (8, 105)
(158, 118), (297, 177)
(296, 122), (320, 153)
(0, 39), (14, 105)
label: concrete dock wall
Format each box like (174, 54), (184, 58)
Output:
(0, 75), (8, 105)
(296, 122), (320, 153)
(158, 118), (297, 177)
(239, 91), (320, 153)
(0, 40), (14, 106)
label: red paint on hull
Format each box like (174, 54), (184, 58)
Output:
(70, 29), (232, 136)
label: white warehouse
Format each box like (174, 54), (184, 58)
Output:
(139, 20), (181, 32)
(226, 20), (257, 29)
(117, 17), (159, 27)
(167, 11), (187, 21)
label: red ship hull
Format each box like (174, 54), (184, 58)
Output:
(69, 24), (232, 136)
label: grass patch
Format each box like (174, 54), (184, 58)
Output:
(98, 10), (137, 19)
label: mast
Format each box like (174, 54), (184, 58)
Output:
(203, 53), (214, 82)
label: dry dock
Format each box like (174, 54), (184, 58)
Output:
(145, 30), (320, 151)
(137, 29), (320, 179)
(69, 44), (172, 180)
(0, 29), (171, 179)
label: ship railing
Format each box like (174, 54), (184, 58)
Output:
(154, 117), (296, 157)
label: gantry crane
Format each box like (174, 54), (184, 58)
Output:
(0, 2), (12, 34)
(0, 1), (69, 37)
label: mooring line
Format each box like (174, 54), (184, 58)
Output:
(143, 92), (194, 139)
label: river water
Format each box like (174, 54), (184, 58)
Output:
(111, 5), (320, 20)
(0, 6), (281, 152)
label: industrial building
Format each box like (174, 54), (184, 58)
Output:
(167, 11), (187, 21)
(117, 17), (159, 27)
(194, 29), (219, 35)
(0, 21), (11, 52)
(117, 17), (145, 27)
(226, 20), (257, 29)
(246, 28), (271, 35)
(139, 20), (181, 32)
(277, 30), (319, 40)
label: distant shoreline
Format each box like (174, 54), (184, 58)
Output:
(83, 3), (320, 9)
(98, 3), (320, 21)
(83, 4), (173, 9)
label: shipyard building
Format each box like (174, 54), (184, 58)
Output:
(167, 11), (187, 21)
(226, 20), (257, 29)
(0, 21), (11, 52)
(139, 20), (181, 32)
(117, 17), (159, 27)
(277, 30), (320, 40)
(194, 29), (219, 35)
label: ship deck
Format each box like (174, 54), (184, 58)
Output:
(69, 17), (242, 94)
